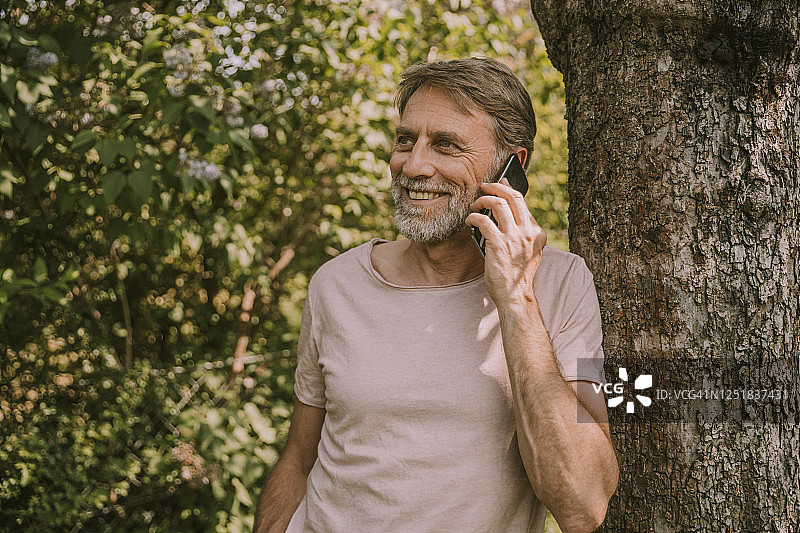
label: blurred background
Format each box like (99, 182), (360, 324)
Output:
(0, 1), (568, 531)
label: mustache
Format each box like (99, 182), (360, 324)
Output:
(392, 174), (467, 196)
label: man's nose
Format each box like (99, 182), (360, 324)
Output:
(402, 141), (435, 179)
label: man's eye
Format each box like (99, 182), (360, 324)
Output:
(438, 140), (457, 150)
(395, 136), (414, 147)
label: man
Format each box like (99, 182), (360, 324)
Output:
(255, 57), (618, 533)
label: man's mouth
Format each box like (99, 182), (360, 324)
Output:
(405, 188), (447, 201)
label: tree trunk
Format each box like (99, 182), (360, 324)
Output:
(531, 2), (800, 531)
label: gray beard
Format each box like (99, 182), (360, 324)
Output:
(392, 179), (476, 243)
(391, 153), (507, 244)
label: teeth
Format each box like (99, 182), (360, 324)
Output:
(408, 189), (444, 200)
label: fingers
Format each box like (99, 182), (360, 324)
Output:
(469, 195), (517, 231)
(477, 178), (533, 227)
(468, 178), (547, 256)
(465, 211), (503, 244)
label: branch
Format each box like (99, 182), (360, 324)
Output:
(268, 246), (296, 280)
(230, 282), (258, 378)
(110, 243), (133, 368)
(227, 244), (298, 389)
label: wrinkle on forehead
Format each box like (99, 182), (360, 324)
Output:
(414, 84), (479, 114)
(402, 84), (494, 137)
(406, 84), (487, 119)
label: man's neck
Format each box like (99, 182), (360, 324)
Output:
(398, 227), (485, 286)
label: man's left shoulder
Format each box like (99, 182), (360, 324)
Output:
(536, 246), (597, 297)
(539, 246), (591, 277)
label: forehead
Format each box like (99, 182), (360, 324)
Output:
(400, 84), (494, 137)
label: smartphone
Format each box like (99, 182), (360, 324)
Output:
(470, 153), (529, 257)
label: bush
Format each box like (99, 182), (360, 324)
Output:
(0, 1), (568, 530)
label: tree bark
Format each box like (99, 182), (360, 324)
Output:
(531, 1), (800, 531)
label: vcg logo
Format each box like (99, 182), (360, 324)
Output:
(593, 368), (653, 413)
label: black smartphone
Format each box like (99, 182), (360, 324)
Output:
(470, 153), (529, 257)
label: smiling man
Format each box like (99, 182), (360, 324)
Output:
(255, 57), (618, 533)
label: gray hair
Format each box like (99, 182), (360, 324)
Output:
(395, 57), (537, 170)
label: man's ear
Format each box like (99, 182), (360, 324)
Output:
(514, 147), (528, 169)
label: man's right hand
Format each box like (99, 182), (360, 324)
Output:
(254, 398), (325, 533)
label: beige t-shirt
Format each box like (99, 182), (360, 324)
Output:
(289, 238), (606, 533)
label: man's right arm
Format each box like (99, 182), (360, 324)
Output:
(254, 398), (325, 533)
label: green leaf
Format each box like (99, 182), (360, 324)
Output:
(188, 95), (214, 121)
(71, 130), (98, 152)
(231, 477), (253, 507)
(37, 34), (60, 53)
(117, 113), (139, 131)
(95, 138), (120, 166)
(41, 286), (65, 303)
(26, 124), (48, 154)
(128, 168), (153, 205)
(128, 63), (158, 86)
(102, 171), (126, 203)
(161, 101), (183, 124)
(0, 167), (19, 186)
(0, 22), (10, 47)
(128, 90), (149, 104)
(212, 479), (225, 500)
(118, 138), (137, 159)
(219, 172), (233, 198)
(17, 34), (38, 46)
(112, 322), (128, 338)
(0, 64), (15, 100)
(185, 112), (210, 134)
(141, 28), (165, 59)
(243, 403), (276, 444)
(33, 256), (47, 283)
(0, 105), (10, 128)
(10, 106), (29, 134)
(228, 129), (253, 153)
(59, 266), (80, 282)
(35, 80), (54, 97)
(15, 81), (38, 105)
(206, 409), (222, 428)
(56, 189), (75, 214)
(205, 128), (225, 145)
(31, 168), (50, 190)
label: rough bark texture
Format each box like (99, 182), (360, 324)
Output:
(531, 2), (800, 531)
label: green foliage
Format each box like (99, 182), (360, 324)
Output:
(1, 351), (295, 532)
(0, 0), (568, 531)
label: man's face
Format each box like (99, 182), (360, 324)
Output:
(390, 84), (501, 244)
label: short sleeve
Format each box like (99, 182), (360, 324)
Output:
(293, 294), (327, 408)
(550, 259), (606, 385)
